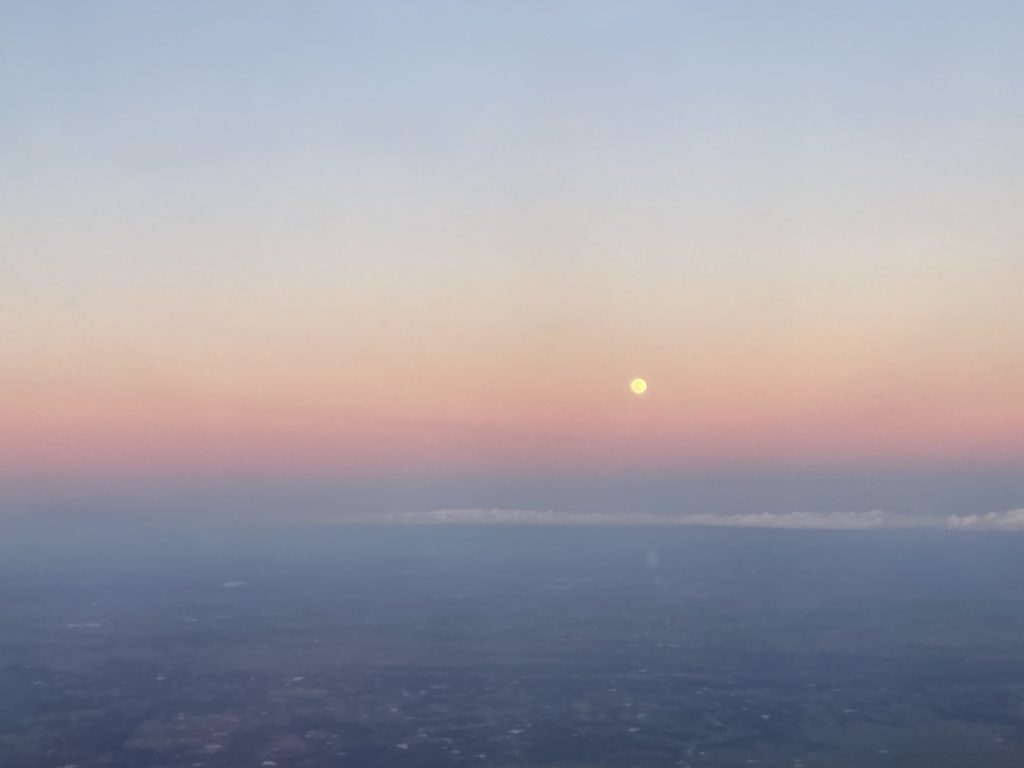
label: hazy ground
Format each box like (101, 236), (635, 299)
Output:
(2, 521), (1024, 767)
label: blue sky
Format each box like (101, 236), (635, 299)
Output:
(3, 2), (1023, 521)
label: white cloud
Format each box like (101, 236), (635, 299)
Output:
(381, 508), (898, 530)
(946, 509), (1024, 531)
(671, 510), (894, 530)
(356, 507), (1024, 532)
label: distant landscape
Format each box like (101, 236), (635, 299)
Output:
(3, 523), (1023, 767)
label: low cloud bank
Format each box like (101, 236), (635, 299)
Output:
(384, 508), (897, 530)
(378, 507), (1024, 532)
(671, 510), (894, 530)
(946, 509), (1024, 531)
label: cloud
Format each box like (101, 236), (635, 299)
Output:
(359, 507), (1024, 532)
(946, 509), (1024, 531)
(381, 508), (898, 530)
(670, 510), (895, 530)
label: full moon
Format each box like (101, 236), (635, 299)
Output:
(629, 377), (648, 395)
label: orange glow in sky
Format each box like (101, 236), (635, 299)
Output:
(4, 3), (1023, 499)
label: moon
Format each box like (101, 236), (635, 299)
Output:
(629, 377), (648, 395)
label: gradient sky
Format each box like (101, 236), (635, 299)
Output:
(3, 2), (1024, 517)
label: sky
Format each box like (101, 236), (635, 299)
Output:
(3, 2), (1024, 521)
